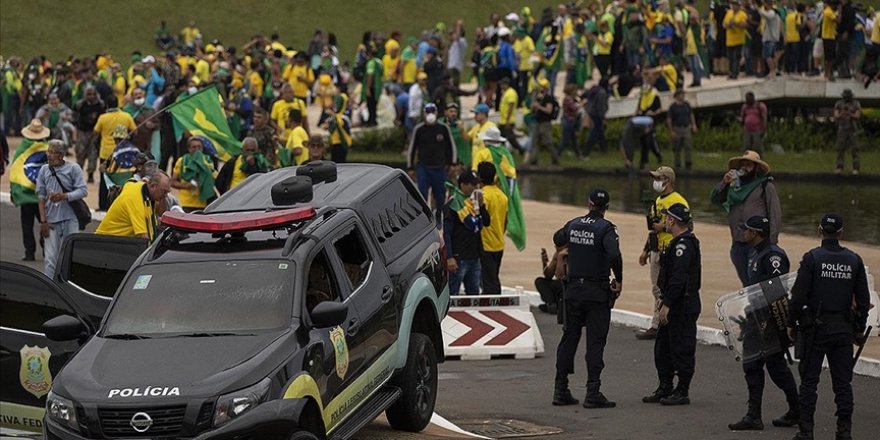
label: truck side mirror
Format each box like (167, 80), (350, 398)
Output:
(43, 315), (87, 342)
(310, 301), (348, 328)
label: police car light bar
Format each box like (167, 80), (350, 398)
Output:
(161, 206), (316, 233)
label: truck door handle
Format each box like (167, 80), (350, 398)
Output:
(381, 286), (393, 302)
(348, 318), (360, 336)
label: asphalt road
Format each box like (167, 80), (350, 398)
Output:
(2, 205), (879, 440)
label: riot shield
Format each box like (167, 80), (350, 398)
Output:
(716, 273), (796, 363)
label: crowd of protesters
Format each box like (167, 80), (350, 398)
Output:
(1, 0), (877, 180)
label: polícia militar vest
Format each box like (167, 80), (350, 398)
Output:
(658, 233), (702, 314)
(806, 246), (861, 314)
(566, 215), (613, 280)
(747, 243), (788, 284)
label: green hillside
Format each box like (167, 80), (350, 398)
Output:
(3, 0), (562, 62)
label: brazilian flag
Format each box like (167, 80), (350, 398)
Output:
(104, 140), (140, 186)
(169, 85), (241, 162)
(9, 139), (48, 206)
(486, 145), (526, 251)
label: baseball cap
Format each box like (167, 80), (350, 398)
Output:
(142, 55), (156, 64)
(472, 103), (490, 114)
(458, 170), (479, 185)
(445, 102), (459, 110)
(424, 103), (438, 113)
(649, 166), (676, 182)
(665, 203), (691, 223)
(417, 71), (428, 81)
(589, 189), (610, 208)
(740, 215), (770, 236)
(538, 78), (550, 89)
(820, 213), (844, 233)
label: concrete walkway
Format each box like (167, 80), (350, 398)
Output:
(500, 199), (880, 360)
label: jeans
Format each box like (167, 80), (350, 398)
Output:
(44, 218), (79, 276)
(556, 118), (579, 158)
(480, 250), (503, 295)
(728, 45), (743, 78)
(784, 42), (800, 73)
(626, 49), (643, 69)
(730, 241), (752, 287)
(583, 114), (607, 156)
(672, 126), (693, 170)
(687, 54), (703, 85)
(416, 165), (447, 225)
(449, 258), (481, 295)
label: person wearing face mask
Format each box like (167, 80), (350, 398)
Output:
(709, 150), (782, 287)
(215, 137), (270, 195)
(636, 166), (689, 340)
(407, 103), (457, 225)
(123, 88), (159, 155)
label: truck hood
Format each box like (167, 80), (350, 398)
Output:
(53, 331), (294, 403)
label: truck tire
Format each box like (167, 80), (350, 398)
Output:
(386, 333), (437, 432)
(289, 430), (319, 440)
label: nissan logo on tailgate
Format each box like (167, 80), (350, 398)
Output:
(130, 412), (153, 433)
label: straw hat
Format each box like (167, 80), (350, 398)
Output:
(727, 150), (770, 175)
(22, 119), (50, 140)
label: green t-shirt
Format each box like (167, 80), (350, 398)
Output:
(362, 58), (384, 99)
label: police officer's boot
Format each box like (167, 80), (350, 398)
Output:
(790, 422), (813, 440)
(583, 382), (616, 409)
(641, 382), (673, 403)
(552, 375), (579, 406)
(728, 402), (764, 431)
(772, 408), (799, 428)
(659, 379), (691, 406)
(835, 418), (852, 440)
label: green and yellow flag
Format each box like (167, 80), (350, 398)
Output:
(169, 85), (240, 161)
(487, 145), (526, 251)
(9, 139), (48, 206)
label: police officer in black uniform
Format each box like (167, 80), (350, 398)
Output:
(787, 213), (871, 440)
(729, 215), (800, 431)
(642, 203), (700, 406)
(552, 189), (623, 409)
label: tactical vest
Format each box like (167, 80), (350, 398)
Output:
(658, 233), (702, 312)
(806, 246), (861, 314)
(747, 243), (787, 285)
(566, 215), (613, 281)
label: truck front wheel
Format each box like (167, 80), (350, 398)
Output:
(386, 333), (437, 432)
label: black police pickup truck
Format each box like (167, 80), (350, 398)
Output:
(0, 162), (450, 440)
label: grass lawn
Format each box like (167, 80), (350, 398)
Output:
(349, 148), (880, 176)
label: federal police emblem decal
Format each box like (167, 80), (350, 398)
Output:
(19, 345), (52, 398)
(329, 326), (349, 379)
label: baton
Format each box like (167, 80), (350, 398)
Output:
(853, 326), (873, 362)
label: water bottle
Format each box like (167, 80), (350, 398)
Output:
(733, 170), (745, 189)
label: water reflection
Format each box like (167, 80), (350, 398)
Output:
(518, 173), (880, 246)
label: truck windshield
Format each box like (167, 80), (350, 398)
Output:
(104, 261), (294, 337)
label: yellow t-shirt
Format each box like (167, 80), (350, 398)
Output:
(724, 10), (748, 47)
(93, 110), (137, 159)
(685, 27), (698, 55)
(785, 12), (801, 43)
(382, 55), (400, 82)
(821, 7), (837, 40)
(594, 31), (614, 55)
(248, 71), (264, 99)
(650, 191), (689, 251)
(659, 64), (678, 92)
(285, 64), (314, 98)
(401, 57), (417, 84)
(195, 59), (211, 83)
(127, 74), (146, 95)
(285, 126), (310, 165)
(270, 98), (308, 131)
(181, 26), (200, 44)
(873, 16), (880, 44)
(173, 157), (208, 209)
(481, 184), (509, 252)
(467, 121), (498, 168)
(229, 156), (249, 190)
(499, 88), (518, 125)
(96, 181), (154, 240)
(472, 148), (516, 180)
(513, 36), (536, 71)
(112, 75), (127, 108)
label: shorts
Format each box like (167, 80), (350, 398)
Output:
(762, 41), (776, 59)
(813, 39), (824, 59)
(823, 39), (837, 61)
